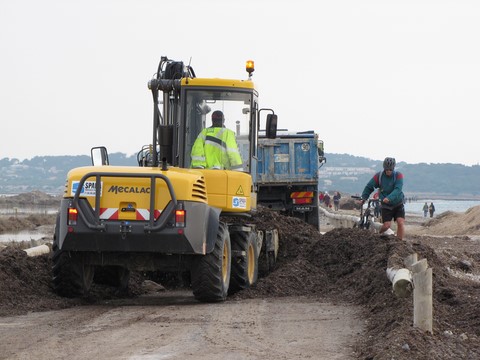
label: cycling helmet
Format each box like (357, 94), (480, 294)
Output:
(383, 157), (396, 171)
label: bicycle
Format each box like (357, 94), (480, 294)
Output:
(351, 196), (380, 230)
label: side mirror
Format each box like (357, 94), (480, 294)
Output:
(265, 114), (278, 139)
(91, 146), (109, 166)
(317, 140), (325, 157)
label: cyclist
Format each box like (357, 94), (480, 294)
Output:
(360, 157), (405, 240)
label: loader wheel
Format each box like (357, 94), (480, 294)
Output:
(94, 266), (130, 294)
(191, 222), (231, 302)
(229, 230), (258, 294)
(52, 242), (94, 298)
(113, 267), (130, 293)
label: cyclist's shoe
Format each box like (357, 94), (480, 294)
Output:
(380, 229), (395, 238)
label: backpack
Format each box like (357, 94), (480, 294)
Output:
(375, 170), (405, 205)
(374, 170), (397, 188)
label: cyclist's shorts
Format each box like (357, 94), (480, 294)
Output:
(381, 204), (405, 222)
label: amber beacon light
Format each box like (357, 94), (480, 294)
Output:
(246, 60), (255, 77)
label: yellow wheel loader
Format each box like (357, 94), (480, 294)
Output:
(52, 57), (279, 302)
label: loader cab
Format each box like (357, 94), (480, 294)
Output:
(142, 58), (277, 181)
(179, 84), (259, 173)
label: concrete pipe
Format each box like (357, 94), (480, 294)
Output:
(386, 267), (413, 298)
(319, 207), (359, 228)
(23, 244), (51, 257)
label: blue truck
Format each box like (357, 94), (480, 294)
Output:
(254, 130), (326, 230)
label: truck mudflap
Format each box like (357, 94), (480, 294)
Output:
(261, 229), (279, 272)
(58, 171), (220, 255)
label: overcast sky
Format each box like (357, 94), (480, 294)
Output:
(1, 0), (479, 166)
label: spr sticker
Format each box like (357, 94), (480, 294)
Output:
(71, 181), (102, 197)
(232, 196), (247, 209)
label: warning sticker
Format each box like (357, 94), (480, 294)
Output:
(71, 181), (102, 197)
(232, 197), (247, 209)
(236, 185), (244, 195)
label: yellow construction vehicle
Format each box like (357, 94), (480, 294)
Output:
(52, 56), (279, 302)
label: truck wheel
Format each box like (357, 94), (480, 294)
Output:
(229, 230), (258, 294)
(52, 242), (94, 298)
(191, 222), (231, 302)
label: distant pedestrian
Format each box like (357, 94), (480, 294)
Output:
(429, 202), (435, 218)
(333, 191), (341, 211)
(324, 192), (331, 208)
(319, 192), (324, 204)
(422, 202), (429, 217)
(359, 157), (405, 240)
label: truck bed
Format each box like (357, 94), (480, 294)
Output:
(257, 132), (319, 184)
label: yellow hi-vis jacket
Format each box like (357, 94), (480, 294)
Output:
(191, 127), (244, 171)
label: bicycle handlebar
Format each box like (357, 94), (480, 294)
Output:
(351, 195), (380, 203)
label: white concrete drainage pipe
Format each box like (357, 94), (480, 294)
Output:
(23, 244), (51, 257)
(386, 268), (413, 298)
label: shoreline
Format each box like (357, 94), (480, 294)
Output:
(405, 195), (480, 201)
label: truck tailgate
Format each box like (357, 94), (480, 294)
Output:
(257, 137), (318, 183)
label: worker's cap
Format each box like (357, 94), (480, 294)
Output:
(212, 110), (225, 123)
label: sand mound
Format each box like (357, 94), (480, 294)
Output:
(420, 205), (480, 236)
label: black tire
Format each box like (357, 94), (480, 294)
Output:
(94, 266), (130, 294)
(191, 222), (231, 302)
(356, 218), (365, 229)
(229, 230), (259, 295)
(52, 243), (94, 298)
(51, 215), (94, 298)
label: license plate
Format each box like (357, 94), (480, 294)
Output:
(293, 206), (312, 212)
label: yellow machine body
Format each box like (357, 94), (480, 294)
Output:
(65, 165), (253, 219)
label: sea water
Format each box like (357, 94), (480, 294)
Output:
(405, 199), (480, 216)
(0, 230), (48, 243)
(1, 200), (479, 243)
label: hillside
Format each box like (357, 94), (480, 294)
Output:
(1, 153), (479, 198)
(320, 153), (480, 199)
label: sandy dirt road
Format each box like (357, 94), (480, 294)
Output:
(3, 203), (480, 359)
(0, 290), (362, 360)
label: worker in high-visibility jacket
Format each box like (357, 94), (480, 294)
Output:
(191, 110), (244, 171)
